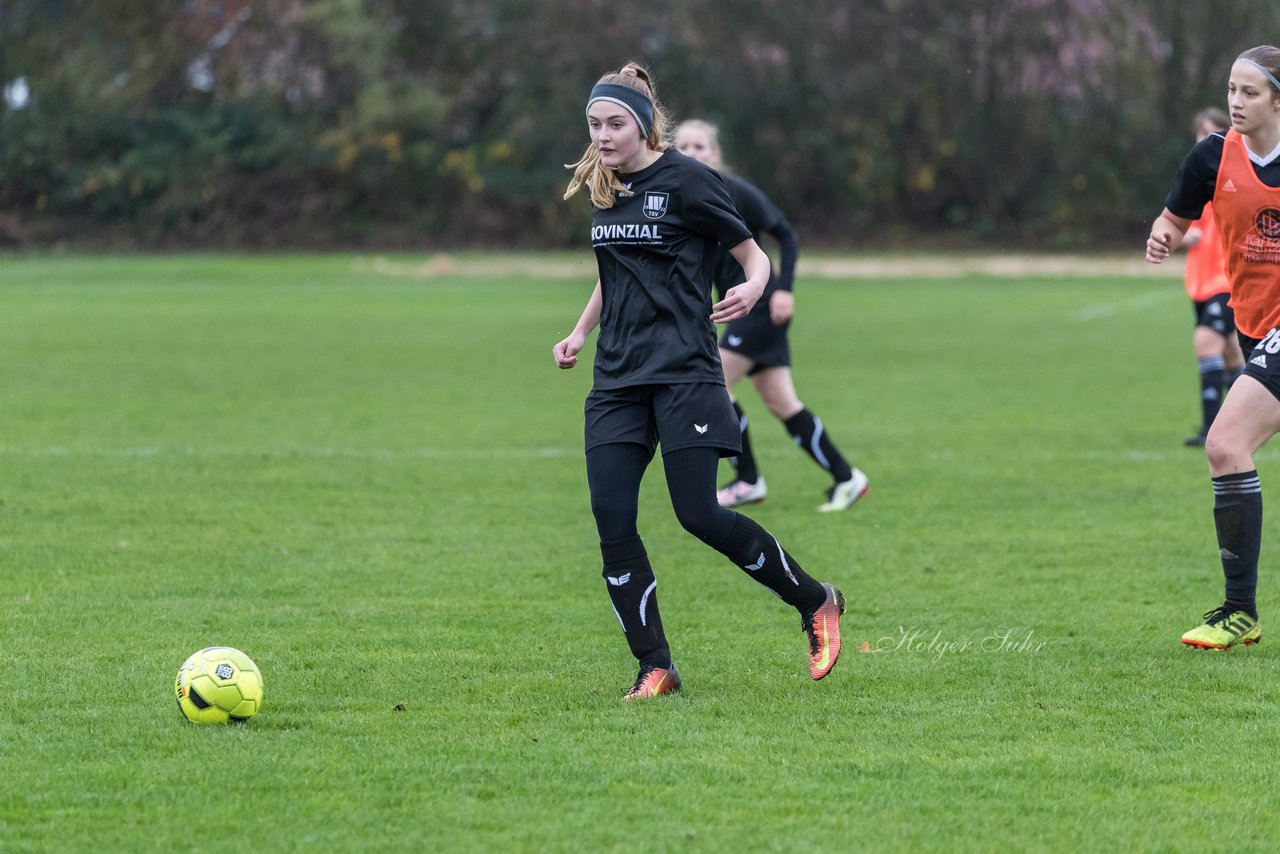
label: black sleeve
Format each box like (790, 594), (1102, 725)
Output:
(682, 162), (753, 249)
(1164, 133), (1223, 221)
(763, 203), (799, 293)
(728, 176), (800, 292)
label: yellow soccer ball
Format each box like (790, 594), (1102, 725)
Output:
(174, 647), (264, 724)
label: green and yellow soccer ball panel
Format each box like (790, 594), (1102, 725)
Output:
(174, 646), (264, 724)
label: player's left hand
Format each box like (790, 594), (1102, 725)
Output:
(769, 290), (794, 325)
(712, 279), (764, 323)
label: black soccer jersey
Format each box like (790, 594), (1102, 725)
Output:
(711, 173), (799, 302)
(1164, 131), (1280, 219)
(590, 148), (753, 389)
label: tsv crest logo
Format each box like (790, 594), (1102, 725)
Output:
(642, 191), (669, 219)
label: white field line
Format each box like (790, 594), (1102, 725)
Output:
(0, 445), (575, 460)
(1067, 288), (1182, 322)
(2, 444), (1279, 465)
(355, 254), (1187, 281)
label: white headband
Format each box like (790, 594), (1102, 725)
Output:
(1240, 58), (1280, 92)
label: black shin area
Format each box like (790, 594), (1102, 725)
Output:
(662, 446), (825, 611)
(600, 536), (669, 668)
(588, 443), (670, 667)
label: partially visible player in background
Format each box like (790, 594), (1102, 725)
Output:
(1180, 107), (1244, 447)
(674, 119), (869, 513)
(1147, 45), (1280, 651)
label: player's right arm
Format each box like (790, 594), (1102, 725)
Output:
(1151, 134), (1220, 264)
(553, 280), (602, 369)
(1146, 208), (1193, 264)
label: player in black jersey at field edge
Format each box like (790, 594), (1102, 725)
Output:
(553, 62), (848, 700)
(675, 120), (870, 513)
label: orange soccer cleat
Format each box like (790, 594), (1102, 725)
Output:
(623, 664), (682, 701)
(801, 583), (846, 680)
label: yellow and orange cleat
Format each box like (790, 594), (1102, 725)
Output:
(802, 583), (846, 680)
(1180, 606), (1261, 650)
(623, 664), (682, 701)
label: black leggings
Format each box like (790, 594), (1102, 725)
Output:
(586, 444), (736, 549)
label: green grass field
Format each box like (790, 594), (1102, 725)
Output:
(2, 254), (1278, 851)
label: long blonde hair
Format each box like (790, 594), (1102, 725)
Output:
(564, 62), (671, 209)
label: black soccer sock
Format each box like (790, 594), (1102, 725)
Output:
(1212, 470), (1262, 614)
(1197, 355), (1226, 432)
(784, 408), (853, 483)
(728, 400), (761, 484)
(600, 536), (671, 668)
(716, 514), (826, 612)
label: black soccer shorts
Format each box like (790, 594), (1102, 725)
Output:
(584, 382), (741, 457)
(719, 305), (791, 375)
(1192, 293), (1236, 337)
(1241, 328), (1280, 402)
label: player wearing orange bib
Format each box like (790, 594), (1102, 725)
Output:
(1148, 45), (1280, 650)
(1180, 108), (1243, 447)
(1184, 200), (1228, 303)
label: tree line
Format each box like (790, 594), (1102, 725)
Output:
(2, 0), (1278, 250)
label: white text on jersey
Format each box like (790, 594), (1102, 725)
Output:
(592, 223), (663, 241)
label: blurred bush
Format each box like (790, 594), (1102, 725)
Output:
(2, 0), (1278, 249)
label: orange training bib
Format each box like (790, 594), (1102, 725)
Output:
(1214, 129), (1280, 337)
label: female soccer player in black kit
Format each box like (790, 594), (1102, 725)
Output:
(553, 63), (846, 699)
(675, 120), (869, 512)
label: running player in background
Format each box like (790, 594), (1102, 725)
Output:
(1147, 45), (1280, 650)
(674, 119), (869, 513)
(554, 63), (847, 699)
(1180, 107), (1244, 448)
